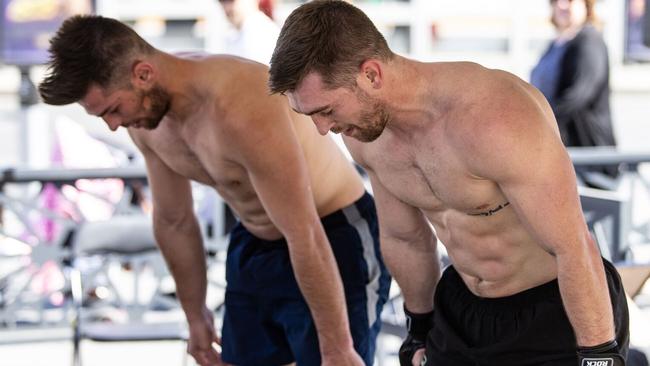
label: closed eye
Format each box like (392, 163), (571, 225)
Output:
(108, 105), (121, 116)
(320, 109), (333, 116)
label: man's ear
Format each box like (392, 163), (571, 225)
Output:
(132, 61), (155, 88)
(359, 60), (383, 89)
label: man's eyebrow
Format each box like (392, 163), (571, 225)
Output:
(97, 107), (108, 117)
(295, 105), (330, 116)
(96, 106), (110, 117)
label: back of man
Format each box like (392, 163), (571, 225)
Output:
(38, 15), (390, 366)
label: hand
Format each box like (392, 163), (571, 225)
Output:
(399, 305), (434, 366)
(577, 340), (625, 366)
(321, 347), (365, 366)
(412, 348), (426, 366)
(187, 306), (229, 366)
(399, 334), (427, 366)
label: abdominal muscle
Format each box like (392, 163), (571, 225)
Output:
(432, 211), (559, 298)
(210, 153), (364, 242)
(220, 180), (363, 241)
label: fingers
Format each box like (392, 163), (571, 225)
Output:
(189, 342), (226, 366)
(412, 348), (426, 366)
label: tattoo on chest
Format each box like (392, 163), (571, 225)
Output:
(467, 201), (510, 217)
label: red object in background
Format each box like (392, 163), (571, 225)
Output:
(259, 0), (275, 19)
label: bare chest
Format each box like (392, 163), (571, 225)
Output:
(367, 140), (505, 215)
(146, 123), (247, 192)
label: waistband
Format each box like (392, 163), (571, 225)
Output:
(440, 257), (619, 311)
(320, 191), (375, 230)
(440, 265), (561, 311)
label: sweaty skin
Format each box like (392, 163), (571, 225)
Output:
(288, 59), (615, 351)
(80, 54), (366, 366)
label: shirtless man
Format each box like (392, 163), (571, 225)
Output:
(38, 15), (390, 366)
(269, 1), (629, 365)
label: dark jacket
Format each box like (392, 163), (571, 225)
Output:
(552, 24), (616, 148)
(544, 24), (619, 178)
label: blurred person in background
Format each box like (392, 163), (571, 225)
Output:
(216, 0), (279, 64)
(531, 0), (619, 187)
(626, 0), (648, 54)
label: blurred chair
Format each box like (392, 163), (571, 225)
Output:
(579, 186), (631, 262)
(67, 214), (190, 366)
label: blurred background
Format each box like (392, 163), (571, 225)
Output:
(0, 0), (649, 365)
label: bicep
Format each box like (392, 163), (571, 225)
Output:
(236, 98), (321, 237)
(475, 114), (587, 254)
(367, 170), (433, 243)
(140, 148), (194, 222)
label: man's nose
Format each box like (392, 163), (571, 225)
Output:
(102, 115), (122, 131)
(312, 116), (335, 136)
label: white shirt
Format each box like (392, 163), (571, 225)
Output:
(220, 10), (279, 65)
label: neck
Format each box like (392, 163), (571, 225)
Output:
(382, 56), (444, 137)
(155, 53), (205, 122)
(556, 22), (585, 42)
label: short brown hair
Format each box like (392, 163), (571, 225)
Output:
(268, 0), (393, 94)
(39, 15), (154, 105)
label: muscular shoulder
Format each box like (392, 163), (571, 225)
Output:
(198, 56), (270, 103)
(444, 69), (557, 171)
(199, 57), (289, 130)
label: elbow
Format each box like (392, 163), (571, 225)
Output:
(551, 229), (600, 259)
(381, 231), (437, 253)
(153, 211), (197, 234)
(583, 231), (603, 257)
(283, 221), (323, 251)
(285, 226), (319, 244)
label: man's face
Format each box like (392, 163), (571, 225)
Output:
(287, 72), (390, 143)
(80, 82), (170, 132)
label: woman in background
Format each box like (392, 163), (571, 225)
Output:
(531, 0), (619, 185)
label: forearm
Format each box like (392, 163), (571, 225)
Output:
(556, 239), (615, 346)
(286, 226), (354, 354)
(381, 234), (439, 313)
(153, 214), (208, 323)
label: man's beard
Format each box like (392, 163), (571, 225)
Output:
(353, 88), (390, 142)
(139, 85), (171, 130)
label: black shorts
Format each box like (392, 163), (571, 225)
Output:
(424, 259), (629, 366)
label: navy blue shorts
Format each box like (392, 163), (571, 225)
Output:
(424, 259), (629, 365)
(221, 192), (391, 366)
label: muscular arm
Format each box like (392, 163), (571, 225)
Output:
(370, 170), (439, 313)
(226, 74), (357, 359)
(131, 134), (208, 323)
(461, 84), (615, 346)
